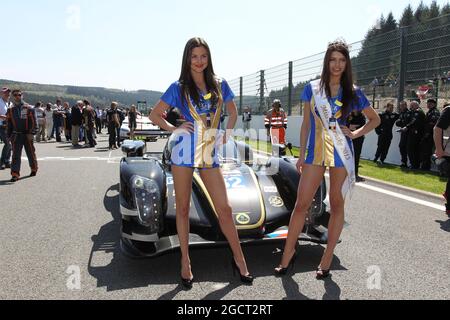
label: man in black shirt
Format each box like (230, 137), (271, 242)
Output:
(434, 102), (450, 217)
(71, 101), (83, 147)
(395, 101), (411, 168)
(420, 99), (440, 171)
(403, 101), (426, 169)
(373, 103), (399, 164)
(348, 109), (366, 182)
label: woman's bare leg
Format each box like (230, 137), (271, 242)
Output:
(172, 165), (195, 280)
(276, 164), (326, 270)
(199, 168), (250, 276)
(319, 167), (347, 271)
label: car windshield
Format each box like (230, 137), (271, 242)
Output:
(166, 133), (242, 165)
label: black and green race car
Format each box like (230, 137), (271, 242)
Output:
(119, 135), (329, 258)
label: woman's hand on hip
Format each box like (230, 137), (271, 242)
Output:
(340, 126), (356, 139)
(296, 157), (305, 174)
(175, 122), (195, 134)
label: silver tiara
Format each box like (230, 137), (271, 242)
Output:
(328, 38), (349, 50)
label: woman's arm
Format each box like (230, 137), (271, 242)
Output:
(149, 100), (178, 133)
(223, 100), (238, 143)
(225, 100), (237, 130)
(297, 102), (311, 172)
(434, 126), (446, 158)
(342, 106), (380, 139)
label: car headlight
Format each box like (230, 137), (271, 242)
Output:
(131, 175), (162, 232)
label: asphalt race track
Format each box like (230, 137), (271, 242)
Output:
(0, 134), (449, 300)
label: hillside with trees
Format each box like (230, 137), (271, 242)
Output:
(0, 79), (162, 108)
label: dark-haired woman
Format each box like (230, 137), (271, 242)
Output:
(274, 40), (380, 279)
(128, 105), (137, 140)
(150, 37), (253, 288)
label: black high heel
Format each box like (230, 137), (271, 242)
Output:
(181, 276), (194, 289)
(231, 258), (254, 284)
(274, 251), (297, 276)
(316, 267), (331, 280)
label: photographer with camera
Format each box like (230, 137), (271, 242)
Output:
(434, 102), (450, 218)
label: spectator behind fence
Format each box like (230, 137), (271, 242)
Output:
(420, 99), (440, 171)
(6, 89), (38, 182)
(433, 101), (450, 218)
(242, 106), (252, 135)
(405, 100), (426, 170)
(0, 87), (12, 170)
(373, 102), (399, 164)
(348, 109), (366, 182)
(396, 101), (411, 168)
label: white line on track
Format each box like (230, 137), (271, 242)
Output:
(255, 150), (444, 212)
(356, 182), (445, 211)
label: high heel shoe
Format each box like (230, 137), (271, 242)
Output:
(274, 251), (297, 276)
(231, 258), (254, 284)
(181, 276), (194, 289)
(316, 267), (331, 280)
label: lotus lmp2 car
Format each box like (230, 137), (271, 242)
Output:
(119, 134), (330, 258)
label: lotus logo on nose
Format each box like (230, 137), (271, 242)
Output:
(235, 213), (251, 225)
(269, 196), (284, 208)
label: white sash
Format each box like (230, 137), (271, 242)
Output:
(311, 79), (355, 199)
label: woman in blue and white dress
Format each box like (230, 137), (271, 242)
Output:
(150, 37), (253, 288)
(275, 40), (381, 279)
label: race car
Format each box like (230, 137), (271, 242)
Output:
(119, 114), (168, 142)
(119, 134), (329, 258)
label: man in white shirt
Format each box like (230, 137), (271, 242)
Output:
(0, 87), (12, 170)
(95, 106), (102, 134)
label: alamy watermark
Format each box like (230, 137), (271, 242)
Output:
(66, 5), (81, 31)
(367, 265), (382, 290)
(66, 265), (81, 290)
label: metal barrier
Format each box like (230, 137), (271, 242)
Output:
(230, 14), (450, 115)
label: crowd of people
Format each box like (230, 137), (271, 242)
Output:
(372, 98), (441, 171)
(0, 86), (143, 182)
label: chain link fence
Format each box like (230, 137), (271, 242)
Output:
(230, 14), (450, 115)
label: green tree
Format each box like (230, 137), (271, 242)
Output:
(400, 4), (415, 27)
(428, 1), (440, 19)
(382, 12), (397, 32)
(441, 3), (450, 15)
(414, 1), (430, 23)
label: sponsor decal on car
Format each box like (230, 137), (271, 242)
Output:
(224, 176), (245, 189)
(267, 229), (288, 239)
(263, 186), (277, 193)
(235, 212), (251, 225)
(269, 196), (284, 208)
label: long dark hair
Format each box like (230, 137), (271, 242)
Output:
(320, 40), (356, 119)
(179, 37), (219, 107)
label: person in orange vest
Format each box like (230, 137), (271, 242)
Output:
(265, 99), (288, 145)
(6, 89), (38, 182)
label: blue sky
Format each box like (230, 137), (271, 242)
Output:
(0, 0), (445, 92)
